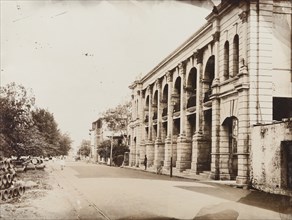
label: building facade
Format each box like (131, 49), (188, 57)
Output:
(128, 0), (292, 187)
(251, 120), (292, 196)
(89, 119), (103, 162)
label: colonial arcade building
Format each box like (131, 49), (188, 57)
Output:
(129, 0), (292, 186)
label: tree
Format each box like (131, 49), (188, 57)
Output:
(31, 108), (60, 145)
(101, 100), (131, 141)
(97, 140), (111, 160)
(77, 140), (91, 157)
(57, 133), (72, 156)
(99, 101), (131, 166)
(0, 82), (35, 156)
(0, 83), (72, 157)
(112, 143), (129, 166)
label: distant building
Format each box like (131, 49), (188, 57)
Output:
(90, 118), (128, 163)
(89, 119), (103, 162)
(128, 0), (292, 195)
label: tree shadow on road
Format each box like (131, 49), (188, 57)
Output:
(238, 190), (292, 215)
(194, 209), (239, 220)
(176, 184), (292, 215)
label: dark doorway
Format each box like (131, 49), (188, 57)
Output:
(282, 141), (292, 189)
(223, 117), (238, 180)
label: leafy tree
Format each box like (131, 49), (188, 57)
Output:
(77, 140), (91, 157)
(31, 108), (60, 146)
(22, 126), (48, 156)
(57, 133), (72, 156)
(97, 139), (129, 166)
(0, 82), (35, 156)
(98, 101), (131, 165)
(0, 83), (72, 157)
(31, 108), (72, 156)
(112, 143), (129, 166)
(97, 140), (111, 159)
(101, 101), (131, 137)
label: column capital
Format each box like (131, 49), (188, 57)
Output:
(166, 71), (173, 83)
(156, 78), (162, 90)
(238, 11), (248, 23)
(148, 85), (153, 94)
(212, 31), (220, 42)
(194, 49), (203, 64)
(178, 62), (186, 75)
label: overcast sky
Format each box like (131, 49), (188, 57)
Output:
(1, 0), (218, 148)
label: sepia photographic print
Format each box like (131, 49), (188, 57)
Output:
(0, 0), (292, 219)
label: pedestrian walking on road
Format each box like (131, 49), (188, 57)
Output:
(144, 155), (147, 170)
(60, 156), (65, 170)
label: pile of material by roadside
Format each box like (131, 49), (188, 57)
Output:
(11, 156), (46, 172)
(0, 157), (26, 203)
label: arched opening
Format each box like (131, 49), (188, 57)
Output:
(186, 67), (197, 140)
(224, 41), (230, 80)
(152, 91), (158, 121)
(186, 68), (197, 108)
(204, 55), (215, 102)
(222, 116), (238, 180)
(161, 85), (168, 142)
(144, 95), (149, 140)
(162, 85), (168, 117)
(173, 77), (181, 113)
(144, 95), (149, 123)
(233, 35), (239, 77)
(152, 90), (158, 139)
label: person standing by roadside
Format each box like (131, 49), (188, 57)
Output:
(144, 155), (147, 170)
(60, 156), (65, 170)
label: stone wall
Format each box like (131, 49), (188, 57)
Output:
(251, 120), (292, 196)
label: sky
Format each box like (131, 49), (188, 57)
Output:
(1, 0), (218, 148)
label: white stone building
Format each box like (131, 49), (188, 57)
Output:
(89, 119), (103, 162)
(128, 0), (292, 188)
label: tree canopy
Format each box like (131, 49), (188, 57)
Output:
(101, 101), (131, 137)
(0, 83), (72, 157)
(77, 140), (91, 157)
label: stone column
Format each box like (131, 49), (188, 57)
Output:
(154, 79), (164, 167)
(148, 87), (152, 142)
(236, 5), (250, 185)
(139, 90), (147, 164)
(211, 31), (221, 180)
(146, 86), (154, 167)
(191, 49), (207, 173)
(176, 62), (192, 171)
(139, 89), (146, 166)
(213, 30), (220, 85)
(164, 72), (173, 169)
(129, 93), (136, 166)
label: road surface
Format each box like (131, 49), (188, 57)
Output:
(48, 160), (292, 220)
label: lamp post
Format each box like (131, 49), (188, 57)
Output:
(110, 133), (113, 166)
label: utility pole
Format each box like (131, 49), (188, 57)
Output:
(110, 134), (113, 166)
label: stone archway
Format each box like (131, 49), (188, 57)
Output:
(203, 55), (215, 103)
(222, 116), (239, 180)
